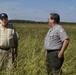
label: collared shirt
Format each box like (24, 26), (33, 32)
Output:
(0, 24), (18, 48)
(44, 24), (69, 50)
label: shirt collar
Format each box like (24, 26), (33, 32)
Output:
(0, 24), (8, 28)
(52, 24), (58, 30)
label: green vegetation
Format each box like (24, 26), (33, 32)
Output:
(0, 23), (76, 75)
(8, 19), (76, 25)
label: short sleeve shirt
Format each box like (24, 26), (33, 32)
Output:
(44, 24), (69, 50)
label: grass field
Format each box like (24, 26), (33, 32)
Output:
(0, 23), (76, 75)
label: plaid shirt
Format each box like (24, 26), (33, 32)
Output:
(0, 24), (18, 48)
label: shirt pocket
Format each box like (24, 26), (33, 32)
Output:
(49, 34), (54, 39)
(7, 29), (13, 39)
(52, 32), (59, 40)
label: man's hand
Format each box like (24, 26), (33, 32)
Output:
(58, 51), (64, 58)
(58, 39), (69, 59)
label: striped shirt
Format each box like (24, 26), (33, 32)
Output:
(0, 24), (18, 48)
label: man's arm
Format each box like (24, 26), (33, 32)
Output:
(13, 26), (19, 58)
(14, 40), (18, 57)
(58, 39), (69, 58)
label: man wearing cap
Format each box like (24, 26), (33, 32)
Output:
(44, 13), (69, 75)
(0, 13), (18, 70)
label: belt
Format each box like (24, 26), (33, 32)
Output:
(47, 49), (61, 52)
(0, 47), (10, 50)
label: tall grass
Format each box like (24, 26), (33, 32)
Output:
(62, 25), (76, 75)
(0, 23), (76, 75)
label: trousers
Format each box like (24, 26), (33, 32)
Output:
(0, 49), (12, 70)
(46, 50), (64, 75)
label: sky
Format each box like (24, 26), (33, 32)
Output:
(0, 0), (76, 22)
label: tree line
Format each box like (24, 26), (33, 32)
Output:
(8, 20), (48, 24)
(8, 19), (76, 25)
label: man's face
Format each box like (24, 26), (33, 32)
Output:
(0, 18), (8, 27)
(48, 15), (53, 25)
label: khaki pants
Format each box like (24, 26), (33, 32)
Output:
(0, 49), (12, 70)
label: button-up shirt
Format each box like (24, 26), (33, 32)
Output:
(44, 24), (69, 50)
(0, 24), (18, 48)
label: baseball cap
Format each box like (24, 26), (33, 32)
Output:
(0, 13), (8, 19)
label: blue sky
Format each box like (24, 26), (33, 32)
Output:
(0, 0), (76, 22)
